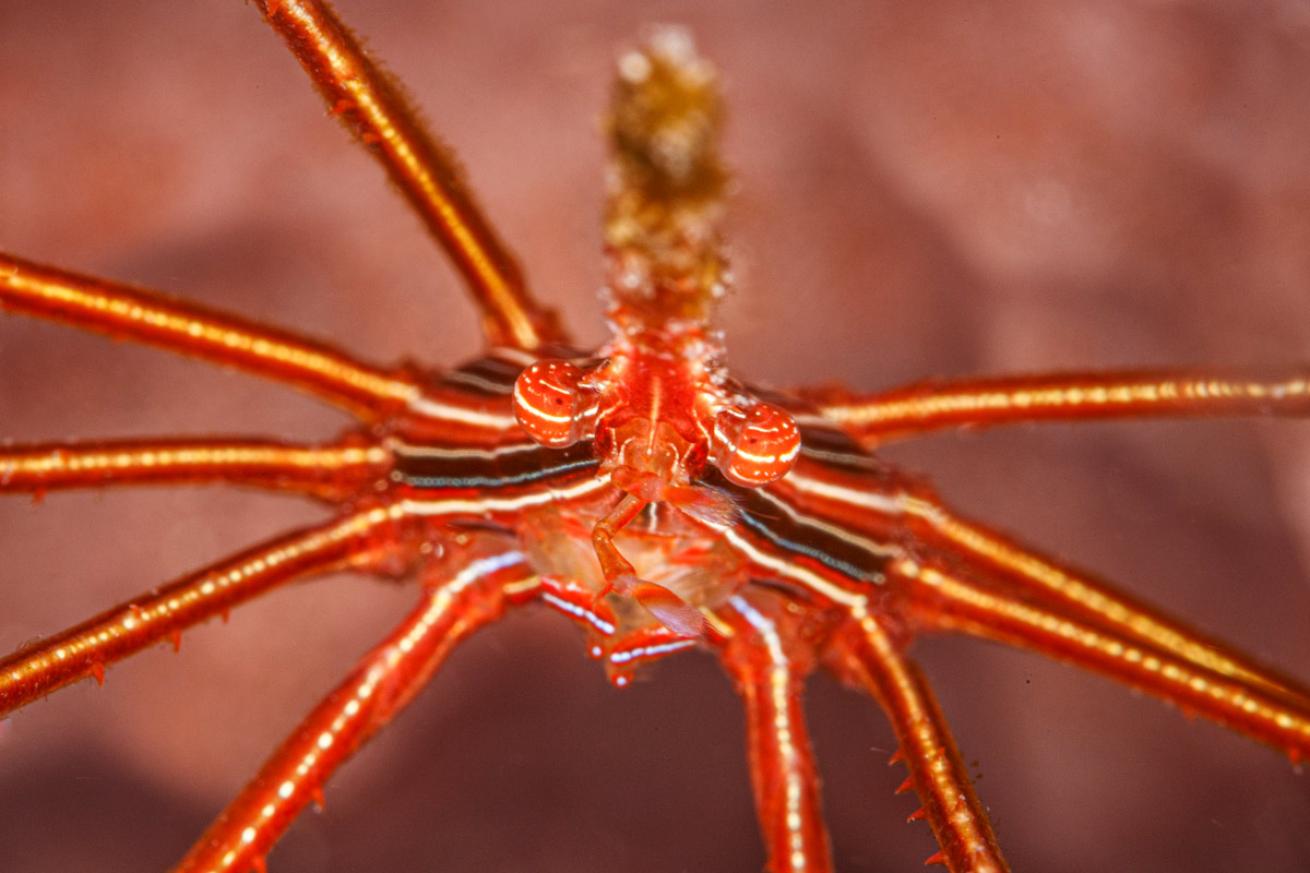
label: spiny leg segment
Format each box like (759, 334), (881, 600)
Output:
(826, 612), (1008, 873)
(252, 0), (561, 351)
(701, 471), (1009, 872)
(769, 451), (1310, 868)
(173, 550), (530, 873)
(815, 369), (1310, 445)
(0, 505), (415, 717)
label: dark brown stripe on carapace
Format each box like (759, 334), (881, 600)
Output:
(698, 469), (890, 585)
(434, 348), (604, 397)
(434, 353), (526, 393)
(796, 422), (893, 474)
(392, 438), (599, 491)
(435, 352), (533, 397)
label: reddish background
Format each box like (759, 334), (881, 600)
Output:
(2, 1), (1310, 870)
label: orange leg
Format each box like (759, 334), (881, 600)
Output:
(719, 595), (833, 873)
(0, 252), (418, 420)
(815, 369), (1310, 444)
(171, 550), (529, 873)
(900, 493), (1310, 709)
(0, 436), (389, 501)
(252, 0), (561, 350)
(827, 611), (1008, 873)
(0, 505), (414, 717)
(591, 491), (648, 583)
(898, 559), (1310, 760)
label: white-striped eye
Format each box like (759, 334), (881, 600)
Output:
(713, 403), (801, 487)
(513, 359), (590, 448)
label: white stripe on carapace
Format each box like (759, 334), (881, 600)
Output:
(648, 376), (664, 437)
(405, 393), (518, 429)
(721, 528), (868, 612)
(754, 487), (901, 559)
(441, 369), (517, 395)
(785, 471), (905, 516)
(398, 473), (611, 518)
(387, 437), (544, 460)
(486, 346), (542, 367)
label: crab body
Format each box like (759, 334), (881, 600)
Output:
(2, 2), (1310, 872)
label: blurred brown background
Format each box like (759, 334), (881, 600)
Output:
(2, 1), (1310, 870)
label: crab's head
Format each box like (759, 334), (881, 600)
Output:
(512, 29), (800, 498)
(512, 338), (800, 494)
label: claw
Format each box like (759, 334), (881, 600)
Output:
(665, 483), (738, 530)
(613, 574), (707, 637)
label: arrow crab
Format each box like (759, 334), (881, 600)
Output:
(2, 1), (1310, 870)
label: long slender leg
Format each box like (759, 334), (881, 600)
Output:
(813, 369), (1310, 444)
(0, 252), (419, 420)
(719, 595), (833, 873)
(897, 558), (1310, 760)
(171, 550), (529, 873)
(826, 611), (1008, 873)
(778, 462), (1310, 708)
(900, 494), (1310, 707)
(252, 0), (561, 351)
(0, 505), (414, 717)
(0, 436), (389, 500)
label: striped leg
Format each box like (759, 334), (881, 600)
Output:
(814, 369), (1310, 445)
(778, 461), (1310, 711)
(172, 550), (529, 873)
(719, 595), (833, 873)
(897, 559), (1310, 760)
(900, 494), (1310, 708)
(0, 505), (414, 717)
(0, 252), (419, 420)
(252, 0), (561, 351)
(0, 436), (389, 501)
(827, 611), (1008, 873)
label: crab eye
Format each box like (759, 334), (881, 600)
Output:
(513, 359), (589, 447)
(713, 403), (801, 487)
